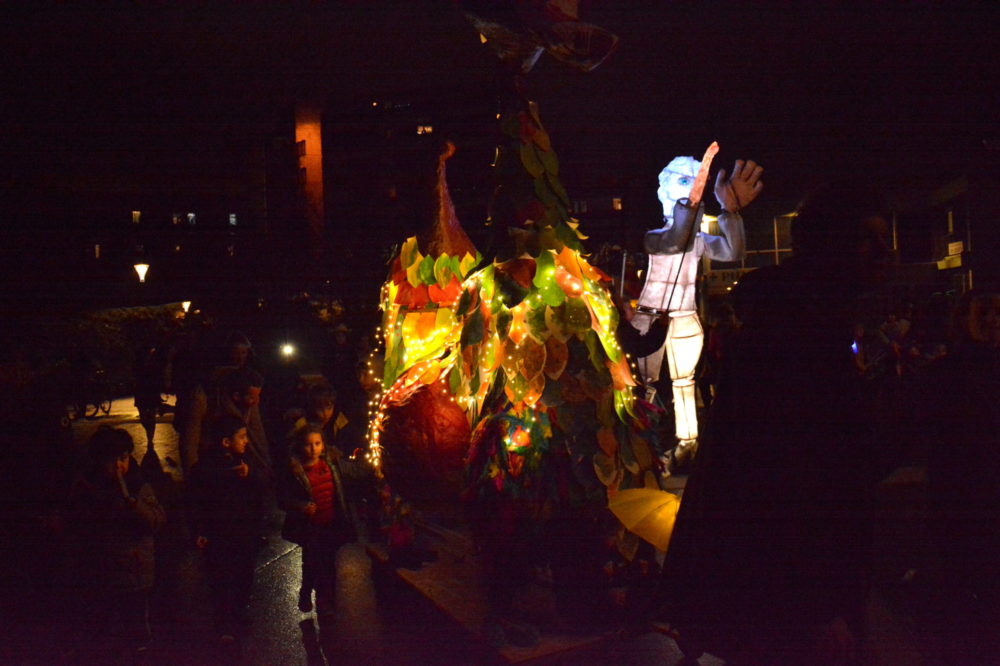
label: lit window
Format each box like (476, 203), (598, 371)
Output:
(612, 197), (623, 211)
(416, 125), (434, 135)
(229, 213), (237, 226)
(172, 213), (182, 225)
(227, 244), (235, 257)
(93, 244), (101, 259)
(131, 210), (141, 224)
(187, 212), (196, 226)
(174, 245), (182, 252)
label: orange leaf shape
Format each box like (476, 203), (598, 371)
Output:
(416, 311), (438, 339)
(508, 305), (527, 346)
(607, 355), (638, 391)
(523, 372), (546, 407)
(543, 336), (568, 380)
(521, 339), (546, 381)
(556, 246), (584, 281)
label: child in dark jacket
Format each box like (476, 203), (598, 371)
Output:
(69, 426), (165, 658)
(189, 414), (266, 640)
(279, 424), (353, 615)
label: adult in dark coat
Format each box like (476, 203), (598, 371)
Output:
(656, 183), (891, 664)
(918, 287), (1000, 662)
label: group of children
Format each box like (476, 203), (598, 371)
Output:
(76, 377), (362, 652)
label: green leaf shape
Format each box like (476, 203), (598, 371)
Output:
(520, 143), (545, 178)
(496, 309), (513, 339)
(461, 308), (485, 347)
(525, 305), (548, 342)
(433, 255), (453, 287)
(544, 305), (571, 342)
(532, 250), (555, 289)
(449, 363), (462, 395)
(459, 252), (480, 278)
(564, 297), (591, 333)
(538, 146), (559, 176)
(582, 330), (605, 372)
(418, 255), (436, 285)
(555, 222), (583, 252)
(496, 270), (528, 308)
(539, 281), (566, 307)
(533, 176), (558, 208)
(546, 171), (571, 207)
(400, 236), (420, 269)
(455, 288), (473, 318)
(507, 373), (528, 403)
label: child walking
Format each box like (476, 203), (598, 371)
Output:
(189, 414), (266, 642)
(279, 424), (353, 616)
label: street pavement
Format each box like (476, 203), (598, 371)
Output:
(1, 397), (939, 665)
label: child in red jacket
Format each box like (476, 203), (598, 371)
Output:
(279, 424), (352, 615)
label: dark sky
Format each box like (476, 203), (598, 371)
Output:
(3, 1), (998, 219)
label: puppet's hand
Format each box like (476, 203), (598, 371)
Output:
(715, 160), (763, 213)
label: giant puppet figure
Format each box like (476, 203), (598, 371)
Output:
(630, 147), (762, 460)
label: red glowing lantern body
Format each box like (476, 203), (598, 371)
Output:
(379, 380), (471, 502)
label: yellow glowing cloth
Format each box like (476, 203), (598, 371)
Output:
(607, 487), (682, 552)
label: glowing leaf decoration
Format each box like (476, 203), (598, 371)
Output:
(545, 305), (571, 342)
(418, 361), (442, 385)
(523, 372), (545, 407)
(418, 255), (436, 285)
(543, 336), (569, 379)
(449, 363), (462, 395)
(532, 251), (555, 289)
(435, 306), (454, 335)
(521, 340), (546, 380)
(433, 255), (452, 287)
(482, 335), (501, 372)
(460, 252), (479, 278)
(524, 305), (548, 343)
(565, 297), (592, 333)
(508, 305), (527, 346)
(556, 246), (583, 281)
(406, 250), (426, 287)
(505, 372), (528, 403)
(606, 355), (637, 391)
(416, 311), (438, 339)
(460, 308), (485, 347)
(400, 236), (420, 269)
(539, 281), (566, 307)
(501, 339), (520, 379)
(456, 287), (474, 317)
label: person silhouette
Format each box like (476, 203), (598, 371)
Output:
(656, 181), (891, 664)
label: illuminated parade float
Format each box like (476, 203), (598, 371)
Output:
(360, 1), (717, 645)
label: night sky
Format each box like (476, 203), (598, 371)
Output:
(3, 2), (998, 253)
